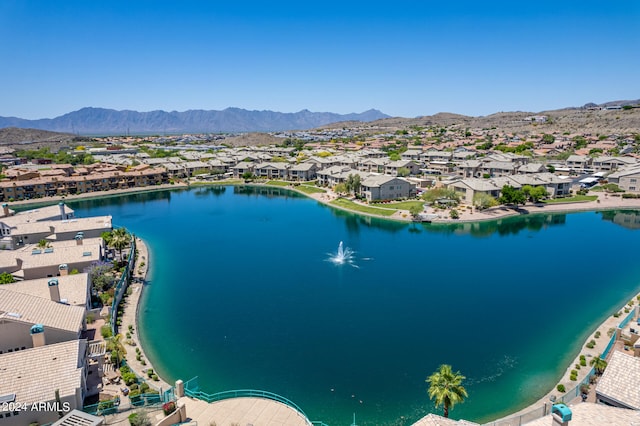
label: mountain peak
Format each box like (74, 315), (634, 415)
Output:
(0, 107), (390, 135)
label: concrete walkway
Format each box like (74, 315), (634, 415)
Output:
(177, 396), (312, 426)
(118, 237), (171, 392)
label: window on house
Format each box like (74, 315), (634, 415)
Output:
(630, 187), (636, 191)
(631, 179), (637, 183)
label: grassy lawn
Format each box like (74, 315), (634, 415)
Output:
(265, 180), (289, 187)
(296, 185), (326, 194)
(330, 198), (397, 216)
(543, 195), (598, 203)
(381, 200), (425, 210)
(190, 179), (243, 185)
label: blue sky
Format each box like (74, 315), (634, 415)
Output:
(0, 0), (638, 119)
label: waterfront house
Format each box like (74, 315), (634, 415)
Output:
(0, 340), (90, 426)
(448, 177), (518, 204)
(606, 166), (640, 192)
(231, 161), (255, 179)
(289, 163), (317, 181)
(596, 351), (640, 409)
(0, 288), (86, 353)
(359, 175), (416, 201)
(253, 162), (290, 179)
(1, 273), (92, 309)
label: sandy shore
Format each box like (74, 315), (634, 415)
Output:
(119, 236), (171, 392)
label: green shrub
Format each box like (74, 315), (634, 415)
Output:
(152, 374), (159, 381)
(557, 384), (565, 392)
(122, 372), (137, 385)
(595, 331), (601, 339)
(570, 374), (577, 381)
(586, 340), (596, 349)
(129, 383), (139, 391)
(119, 365), (131, 375)
(140, 383), (150, 393)
(575, 364), (581, 370)
(101, 325), (113, 339)
(614, 311), (621, 318)
(571, 369), (578, 375)
(140, 360), (146, 366)
(580, 358), (587, 367)
(147, 369), (154, 378)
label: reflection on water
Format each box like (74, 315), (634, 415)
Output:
(233, 185), (306, 199)
(599, 210), (640, 230)
(420, 213), (567, 237)
(193, 185), (226, 197)
(68, 188), (175, 210)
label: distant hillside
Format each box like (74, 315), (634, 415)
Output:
(0, 127), (84, 152)
(0, 107), (390, 135)
(329, 104), (640, 136)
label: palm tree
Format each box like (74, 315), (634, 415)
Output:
(110, 227), (129, 262)
(426, 364), (468, 418)
(107, 334), (126, 369)
(590, 354), (608, 375)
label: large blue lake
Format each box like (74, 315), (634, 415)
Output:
(68, 186), (640, 425)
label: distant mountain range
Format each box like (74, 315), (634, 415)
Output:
(0, 107), (390, 135)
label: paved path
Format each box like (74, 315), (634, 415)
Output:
(177, 396), (312, 426)
(118, 237), (171, 392)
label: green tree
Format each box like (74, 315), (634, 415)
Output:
(422, 188), (460, 205)
(37, 239), (49, 249)
(426, 364), (468, 418)
(546, 164), (556, 173)
(409, 204), (423, 219)
(107, 334), (126, 369)
(345, 174), (361, 196)
(542, 134), (555, 144)
(241, 171), (254, 180)
(86, 261), (115, 292)
(590, 355), (608, 375)
(397, 167), (410, 177)
(499, 185), (526, 207)
(472, 193), (499, 210)
(572, 136), (588, 150)
(334, 183), (347, 195)
(111, 227), (130, 262)
(128, 411), (152, 426)
(0, 272), (15, 284)
(522, 185), (547, 203)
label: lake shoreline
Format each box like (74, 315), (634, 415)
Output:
(11, 181), (638, 423)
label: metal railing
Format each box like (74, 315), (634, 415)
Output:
(619, 309), (635, 328)
(83, 392), (164, 416)
(110, 233), (136, 335)
(184, 377), (312, 425)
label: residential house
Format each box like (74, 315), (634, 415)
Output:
(253, 162), (290, 179)
(0, 340), (90, 426)
(359, 175), (416, 201)
(385, 160), (420, 176)
(566, 155), (593, 171)
(289, 163), (317, 181)
(596, 351), (640, 409)
(0, 288), (86, 353)
(448, 177), (517, 204)
(508, 173), (572, 198)
(231, 161), (256, 179)
(607, 166), (640, 192)
(592, 156), (637, 172)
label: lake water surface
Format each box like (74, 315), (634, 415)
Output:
(68, 186), (640, 425)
